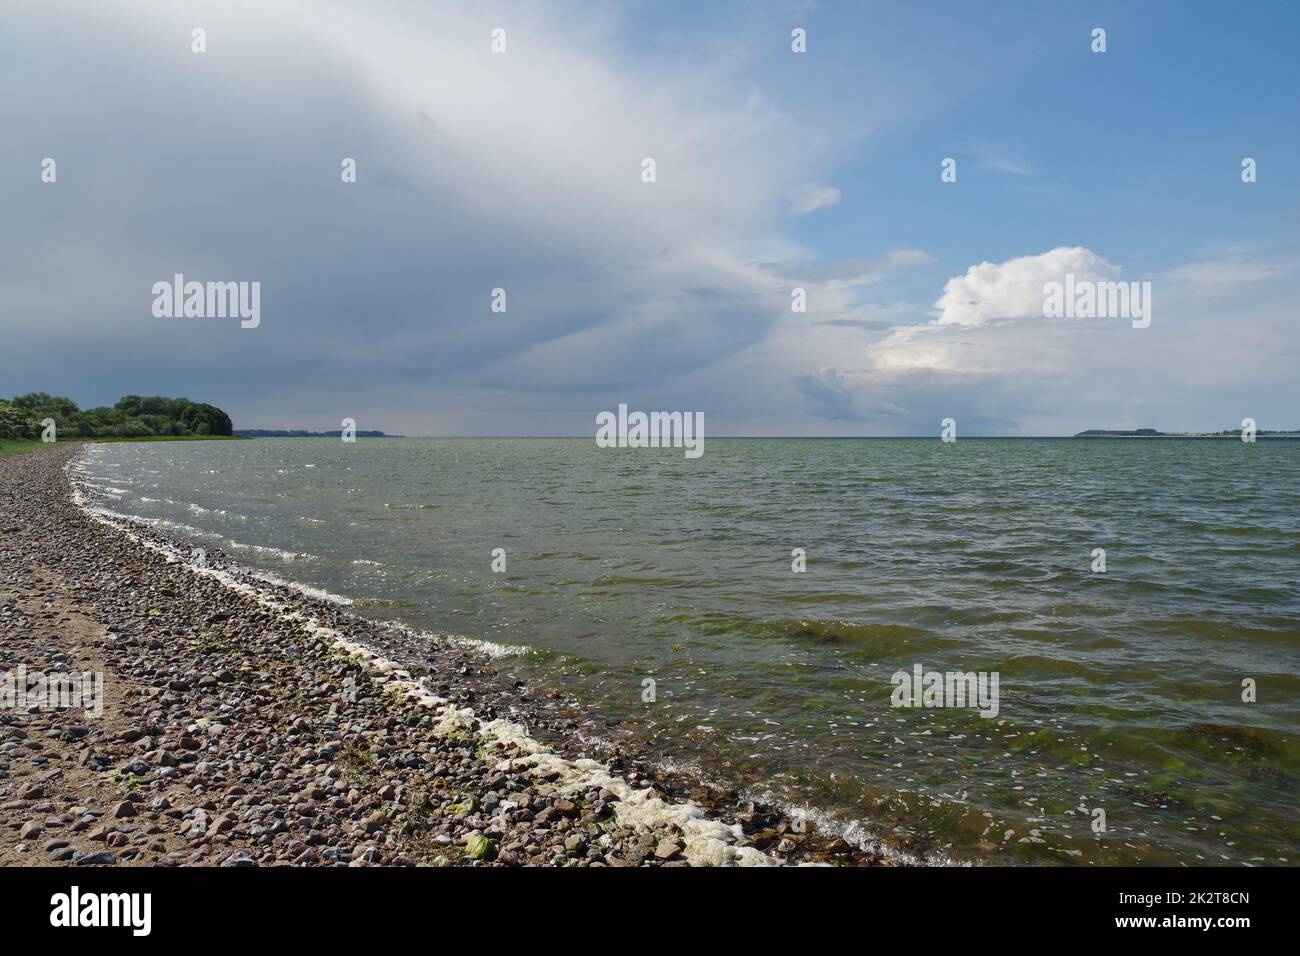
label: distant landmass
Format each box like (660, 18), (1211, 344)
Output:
(2, 393), (232, 439)
(234, 429), (401, 438)
(1075, 428), (1300, 439)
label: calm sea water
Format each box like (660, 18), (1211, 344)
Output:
(78, 438), (1300, 865)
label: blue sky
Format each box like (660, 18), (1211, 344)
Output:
(689, 0), (1300, 317)
(3, 0), (1297, 435)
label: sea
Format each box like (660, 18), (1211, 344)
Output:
(74, 437), (1300, 865)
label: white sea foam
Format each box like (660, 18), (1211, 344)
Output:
(372, 619), (528, 660)
(226, 539), (309, 562)
(78, 504), (223, 541)
(246, 569), (353, 607)
(81, 482), (128, 498)
(65, 453), (786, 867)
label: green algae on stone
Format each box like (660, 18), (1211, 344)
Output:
(465, 833), (493, 860)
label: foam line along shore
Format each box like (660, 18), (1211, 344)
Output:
(0, 444), (883, 867)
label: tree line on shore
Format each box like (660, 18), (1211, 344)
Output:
(0, 394), (233, 439)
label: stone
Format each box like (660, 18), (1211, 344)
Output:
(464, 833), (493, 860)
(74, 851), (117, 865)
(654, 840), (682, 860)
(19, 821), (43, 840)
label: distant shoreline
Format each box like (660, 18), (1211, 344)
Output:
(233, 429), (401, 438)
(229, 432), (1299, 440)
(1074, 429), (1300, 439)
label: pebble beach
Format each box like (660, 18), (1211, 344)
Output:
(0, 443), (877, 867)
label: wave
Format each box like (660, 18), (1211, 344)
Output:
(78, 506), (224, 541)
(79, 482), (129, 498)
(63, 455), (794, 867)
(226, 539), (314, 562)
(244, 568), (354, 606)
(68, 462), (525, 658)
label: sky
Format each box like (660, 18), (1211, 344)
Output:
(2, 0), (1298, 436)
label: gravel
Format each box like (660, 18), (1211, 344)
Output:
(0, 444), (878, 867)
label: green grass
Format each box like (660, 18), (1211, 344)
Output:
(1, 435), (246, 457)
(0, 438), (43, 458)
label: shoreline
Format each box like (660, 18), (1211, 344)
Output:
(1, 443), (883, 866)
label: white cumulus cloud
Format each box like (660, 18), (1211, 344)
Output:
(932, 246), (1119, 327)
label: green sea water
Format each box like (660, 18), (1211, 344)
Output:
(78, 437), (1300, 865)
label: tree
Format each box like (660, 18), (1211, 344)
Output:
(2, 393), (234, 438)
(0, 401), (39, 439)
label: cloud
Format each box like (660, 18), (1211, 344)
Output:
(787, 182), (842, 215)
(966, 142), (1034, 177)
(0, 0), (837, 432)
(771, 246), (1300, 435)
(758, 249), (933, 301)
(815, 315), (898, 330)
(979, 157), (1033, 176)
(2, 4), (1295, 439)
(795, 368), (869, 420)
(1158, 253), (1298, 293)
(930, 247), (1119, 327)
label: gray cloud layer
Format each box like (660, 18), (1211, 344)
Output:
(3, 2), (1296, 436)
